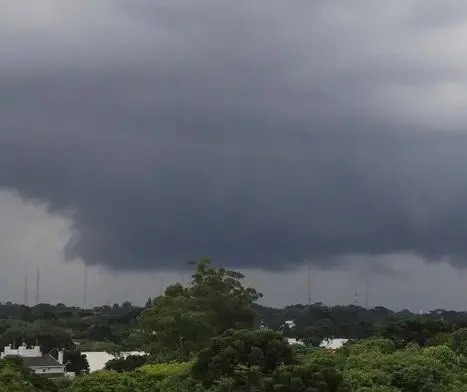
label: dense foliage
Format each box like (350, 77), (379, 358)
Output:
(61, 330), (467, 392)
(104, 354), (149, 372)
(139, 257), (262, 360)
(63, 351), (89, 375)
(0, 357), (59, 391)
(0, 301), (144, 354)
(193, 329), (294, 389)
(5, 258), (467, 391)
(254, 303), (464, 345)
(70, 362), (193, 392)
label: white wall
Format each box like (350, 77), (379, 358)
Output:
(2, 344), (41, 358)
(82, 351), (146, 372)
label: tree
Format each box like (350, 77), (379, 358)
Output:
(139, 257), (262, 360)
(189, 257), (262, 331)
(0, 357), (58, 391)
(380, 318), (447, 348)
(192, 328), (294, 389)
(69, 371), (133, 392)
(144, 298), (152, 308)
(64, 350), (90, 375)
(449, 327), (467, 355)
(69, 367), (189, 392)
(87, 324), (115, 342)
(0, 325), (73, 354)
(105, 355), (148, 372)
(335, 337), (465, 392)
(268, 362), (343, 392)
(140, 283), (215, 360)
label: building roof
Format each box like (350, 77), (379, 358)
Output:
(22, 355), (63, 368)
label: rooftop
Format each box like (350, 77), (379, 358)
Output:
(22, 355), (63, 368)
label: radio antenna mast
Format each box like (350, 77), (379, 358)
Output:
(35, 269), (40, 305)
(83, 265), (88, 308)
(24, 274), (28, 306)
(365, 274), (369, 309)
(354, 291), (359, 306)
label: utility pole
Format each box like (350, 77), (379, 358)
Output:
(308, 265), (312, 306)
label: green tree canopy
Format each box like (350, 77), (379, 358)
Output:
(64, 350), (90, 375)
(139, 258), (262, 360)
(192, 328), (294, 389)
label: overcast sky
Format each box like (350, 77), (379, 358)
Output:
(3, 1), (467, 310)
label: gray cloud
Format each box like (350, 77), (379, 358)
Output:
(2, 1), (467, 271)
(1, 190), (464, 312)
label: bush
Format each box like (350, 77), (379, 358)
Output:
(105, 355), (148, 372)
(70, 363), (192, 392)
(139, 361), (192, 377)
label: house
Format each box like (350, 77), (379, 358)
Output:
(1, 344), (65, 377)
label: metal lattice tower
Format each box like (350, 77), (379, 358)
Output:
(83, 265), (88, 308)
(365, 278), (369, 309)
(354, 291), (359, 306)
(35, 269), (40, 305)
(24, 274), (28, 306)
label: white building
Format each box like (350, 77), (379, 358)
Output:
(319, 338), (349, 350)
(286, 338), (305, 346)
(1, 344), (65, 377)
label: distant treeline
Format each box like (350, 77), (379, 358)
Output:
(0, 298), (466, 352)
(254, 303), (467, 347)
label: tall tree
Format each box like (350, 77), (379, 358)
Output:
(64, 351), (90, 375)
(139, 257), (262, 360)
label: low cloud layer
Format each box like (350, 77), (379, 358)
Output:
(2, 1), (467, 271)
(0, 191), (464, 311)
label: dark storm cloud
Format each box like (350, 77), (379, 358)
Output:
(3, 1), (467, 270)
